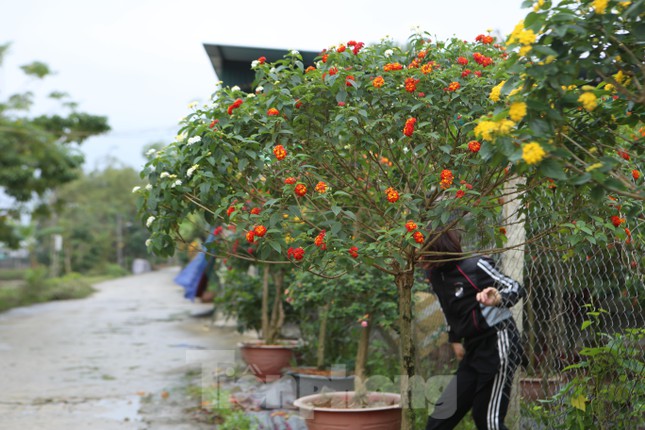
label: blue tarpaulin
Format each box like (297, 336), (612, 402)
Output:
(174, 233), (217, 300)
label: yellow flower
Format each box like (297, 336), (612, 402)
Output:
(586, 162), (603, 172)
(545, 55), (556, 64)
(605, 83), (615, 92)
(619, 1), (631, 8)
(507, 21), (525, 45)
(589, 147), (598, 154)
(285, 234), (295, 244)
(578, 92), (598, 111)
(474, 121), (498, 141)
(489, 81), (505, 102)
(613, 70), (626, 84)
(509, 102), (527, 122)
(522, 142), (546, 165)
(497, 119), (516, 135)
(518, 29), (537, 45)
(519, 46), (532, 56)
(509, 87), (522, 97)
(593, 0), (608, 14)
(533, 0), (544, 11)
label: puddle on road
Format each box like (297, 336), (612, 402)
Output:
(94, 395), (142, 422)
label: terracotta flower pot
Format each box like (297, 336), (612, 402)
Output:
(293, 391), (402, 430)
(239, 340), (299, 381)
(287, 367), (355, 398)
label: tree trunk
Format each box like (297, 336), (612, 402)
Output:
(395, 265), (416, 430)
(267, 268), (285, 345)
(316, 304), (330, 369)
(353, 319), (371, 394)
(261, 265), (270, 341)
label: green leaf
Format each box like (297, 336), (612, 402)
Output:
(581, 320), (592, 331)
(539, 158), (567, 180)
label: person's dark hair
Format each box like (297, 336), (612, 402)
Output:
(420, 229), (463, 269)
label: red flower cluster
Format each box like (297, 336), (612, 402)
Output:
(329, 67), (338, 76)
(295, 99), (303, 108)
(617, 150), (630, 160)
(295, 183), (307, 197)
(499, 227), (507, 235)
(405, 220), (418, 232)
(385, 187), (399, 203)
(209, 119), (219, 128)
(337, 101), (346, 107)
(474, 70), (482, 77)
(314, 230), (327, 250)
(227, 98), (243, 115)
(347, 40), (364, 55)
(273, 144), (287, 160)
(253, 225), (267, 237)
(257, 56), (267, 64)
(468, 140), (481, 153)
(456, 190), (465, 198)
(403, 117), (417, 137)
(447, 82), (460, 92)
(413, 231), (425, 244)
(348, 246), (359, 258)
(315, 181), (328, 193)
(305, 66), (316, 73)
(405, 77), (420, 93)
(346, 75), (355, 87)
(457, 56), (468, 66)
(383, 63), (403, 72)
(633, 169), (641, 180)
(337, 44), (346, 53)
(213, 226), (223, 236)
(227, 206), (236, 217)
(473, 53), (493, 67)
(440, 169), (454, 189)
(611, 215), (625, 227)
(284, 177), (297, 185)
(287, 247), (305, 261)
(322, 53), (329, 63)
(246, 230), (256, 243)
(461, 69), (472, 78)
(267, 108), (280, 116)
(250, 207), (261, 215)
(373, 76), (385, 88)
(475, 34), (494, 44)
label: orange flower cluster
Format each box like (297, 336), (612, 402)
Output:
(227, 98), (243, 115)
(383, 63), (403, 72)
(246, 230), (256, 243)
(372, 76), (385, 88)
(305, 66), (316, 73)
(413, 231), (425, 244)
(267, 108), (280, 116)
(253, 225), (267, 237)
(468, 140), (481, 153)
(250, 207), (261, 215)
(385, 187), (399, 203)
(421, 63), (433, 74)
(611, 215), (626, 227)
(408, 58), (421, 69)
(405, 220), (418, 232)
(284, 177), (297, 185)
(447, 82), (460, 92)
(475, 34), (494, 44)
(457, 56), (468, 66)
(346, 75), (355, 87)
(633, 170), (641, 180)
(315, 181), (328, 193)
(314, 230), (327, 250)
(403, 117), (417, 137)
(273, 145), (287, 160)
(295, 183), (307, 197)
(440, 169), (454, 189)
(337, 44), (346, 53)
(287, 247), (305, 260)
(348, 246), (359, 258)
(209, 119), (219, 128)
(473, 53), (493, 67)
(405, 77), (420, 93)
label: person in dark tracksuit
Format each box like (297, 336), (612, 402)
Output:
(422, 230), (525, 430)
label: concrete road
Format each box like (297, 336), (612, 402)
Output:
(0, 267), (250, 430)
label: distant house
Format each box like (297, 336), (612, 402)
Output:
(202, 44), (320, 92)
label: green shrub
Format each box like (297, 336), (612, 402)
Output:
(0, 268), (28, 281)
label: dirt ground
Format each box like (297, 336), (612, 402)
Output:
(0, 267), (254, 430)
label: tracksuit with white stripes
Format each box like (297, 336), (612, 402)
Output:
(425, 255), (525, 430)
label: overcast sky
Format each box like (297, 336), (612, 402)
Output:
(1, 0), (529, 173)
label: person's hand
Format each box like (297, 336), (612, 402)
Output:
(476, 287), (502, 307)
(451, 342), (465, 361)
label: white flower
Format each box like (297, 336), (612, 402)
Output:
(146, 216), (155, 228)
(384, 49), (394, 58)
(187, 136), (201, 145)
(270, 67), (276, 74)
(145, 239), (152, 247)
(160, 172), (170, 178)
(255, 85), (264, 93)
(146, 149), (156, 156)
(171, 179), (182, 188)
(187, 164), (199, 177)
(132, 186), (141, 193)
(251, 60), (260, 69)
(187, 101), (198, 109)
(145, 184), (152, 190)
(290, 50), (299, 56)
(410, 25), (422, 35)
(148, 165), (156, 172)
(175, 133), (186, 142)
(247, 93), (256, 98)
(231, 85), (241, 92)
